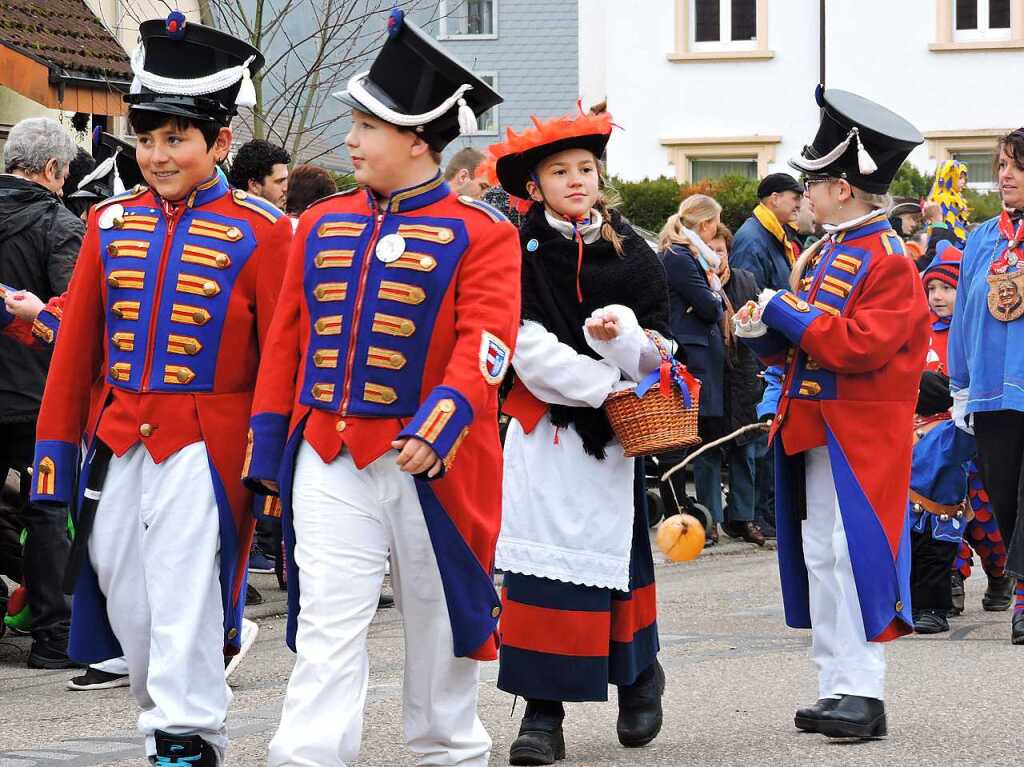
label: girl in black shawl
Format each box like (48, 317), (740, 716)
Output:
(483, 111), (673, 765)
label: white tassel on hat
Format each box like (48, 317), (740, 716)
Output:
(457, 97), (478, 134)
(853, 128), (878, 175)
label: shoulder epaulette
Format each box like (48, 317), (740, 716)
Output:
(230, 189), (283, 224)
(96, 185), (148, 210)
(457, 195), (509, 223)
(306, 185), (361, 212)
(881, 230), (906, 257)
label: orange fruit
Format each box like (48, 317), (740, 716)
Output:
(655, 513), (706, 562)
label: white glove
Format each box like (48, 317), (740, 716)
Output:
(733, 289), (781, 339)
(951, 388), (973, 435)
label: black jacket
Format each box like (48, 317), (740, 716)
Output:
(721, 267), (761, 443)
(0, 175), (83, 423)
(659, 243), (725, 418)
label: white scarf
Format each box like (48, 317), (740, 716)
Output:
(680, 226), (722, 291)
(545, 208), (604, 244)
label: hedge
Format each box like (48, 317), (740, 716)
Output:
(610, 174), (759, 235)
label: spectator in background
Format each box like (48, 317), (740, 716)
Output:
(696, 224), (765, 546)
(443, 146), (488, 198)
(0, 117), (82, 669)
(890, 199), (927, 268)
(731, 173), (805, 291)
(228, 139), (291, 209)
(62, 148), (97, 219)
(285, 164), (337, 219)
(657, 194), (726, 543)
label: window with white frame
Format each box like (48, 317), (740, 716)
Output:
(690, 157), (758, 182)
(691, 0), (757, 51)
(954, 0), (1011, 42)
(952, 150), (997, 191)
(440, 0), (497, 39)
(465, 73), (498, 135)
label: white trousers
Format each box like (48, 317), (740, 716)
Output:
(267, 442), (490, 767)
(802, 446), (886, 701)
(89, 442), (229, 761)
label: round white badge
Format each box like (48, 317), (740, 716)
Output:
(375, 233), (406, 263)
(98, 203), (125, 230)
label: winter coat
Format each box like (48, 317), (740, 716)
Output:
(659, 243), (724, 417)
(721, 267), (761, 443)
(0, 175), (83, 423)
(731, 214), (792, 291)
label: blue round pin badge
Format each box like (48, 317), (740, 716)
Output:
(166, 10), (187, 39)
(527, 239), (539, 252)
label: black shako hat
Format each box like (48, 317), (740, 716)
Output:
(334, 8), (502, 151)
(126, 11), (264, 126)
(71, 133), (145, 201)
(789, 87), (924, 194)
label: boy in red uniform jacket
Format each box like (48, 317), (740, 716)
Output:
(735, 88), (930, 740)
(30, 14), (289, 766)
(245, 10), (520, 766)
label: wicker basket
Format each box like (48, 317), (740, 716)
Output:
(604, 385), (700, 457)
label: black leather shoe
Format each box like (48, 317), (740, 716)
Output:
(617, 660), (665, 748)
(27, 640), (82, 670)
(1011, 613), (1024, 645)
(983, 574), (1014, 611)
(950, 572), (965, 616)
(817, 695), (887, 739)
(509, 702), (565, 765)
(914, 609), (950, 634)
(794, 698), (840, 732)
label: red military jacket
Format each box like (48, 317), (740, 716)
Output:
(31, 174), (291, 661)
(246, 172), (521, 660)
(744, 214), (930, 642)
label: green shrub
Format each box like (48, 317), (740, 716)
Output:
(698, 175), (760, 233)
(890, 163), (932, 199)
(963, 188), (1003, 222)
(608, 175), (681, 234)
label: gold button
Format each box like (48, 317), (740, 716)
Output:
(184, 340), (200, 355)
(419, 256), (435, 269)
(107, 244), (120, 257)
(215, 254), (230, 268)
(336, 419), (347, 433)
(400, 320), (414, 335)
(226, 226), (242, 240)
(390, 354), (403, 368)
(112, 217), (125, 230)
(107, 275), (119, 287)
(895, 600), (904, 612)
(140, 423), (154, 437)
(176, 368), (191, 383)
(490, 606), (501, 618)
(796, 300), (810, 311)
(38, 463), (52, 475)
(227, 627), (238, 639)
(192, 311), (208, 324)
(233, 189), (247, 200)
(439, 400), (455, 413)
(202, 281), (218, 296)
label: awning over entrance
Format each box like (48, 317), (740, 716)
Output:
(0, 0), (130, 116)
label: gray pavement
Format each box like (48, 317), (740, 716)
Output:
(0, 537), (1020, 766)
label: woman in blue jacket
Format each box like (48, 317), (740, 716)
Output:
(657, 194), (725, 541)
(948, 128), (1024, 645)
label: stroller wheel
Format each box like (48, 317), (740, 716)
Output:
(687, 503), (714, 536)
(645, 489), (666, 528)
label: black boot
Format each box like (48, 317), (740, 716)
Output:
(509, 700), (565, 766)
(794, 698), (840, 732)
(1011, 613), (1024, 645)
(913, 609), (950, 635)
(616, 660), (665, 748)
(149, 730), (218, 765)
(983, 574), (1014, 611)
(949, 572), (965, 616)
(817, 695), (887, 739)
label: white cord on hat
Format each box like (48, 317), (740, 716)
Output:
(130, 44), (257, 108)
(791, 126), (877, 176)
(339, 73), (477, 133)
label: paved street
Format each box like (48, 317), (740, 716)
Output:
(0, 537), (1019, 767)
